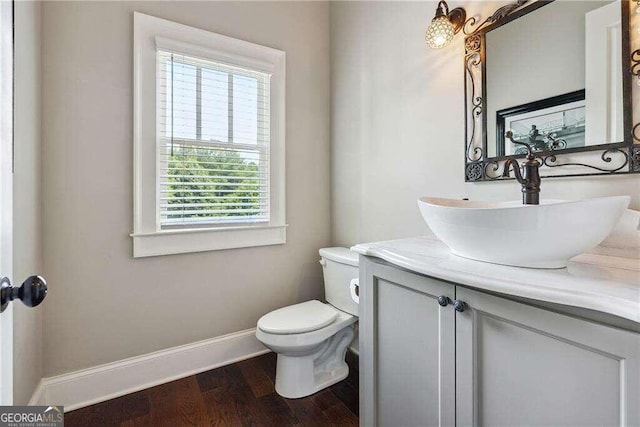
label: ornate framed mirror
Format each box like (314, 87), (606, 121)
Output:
(464, 0), (639, 181)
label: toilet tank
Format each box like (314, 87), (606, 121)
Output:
(319, 247), (359, 316)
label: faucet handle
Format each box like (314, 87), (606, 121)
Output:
(502, 157), (520, 178)
(505, 131), (534, 159)
(502, 162), (513, 178)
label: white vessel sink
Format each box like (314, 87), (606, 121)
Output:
(417, 196), (630, 269)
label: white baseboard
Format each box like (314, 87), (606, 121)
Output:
(28, 379), (45, 406)
(30, 328), (268, 412)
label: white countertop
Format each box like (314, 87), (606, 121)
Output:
(352, 236), (640, 323)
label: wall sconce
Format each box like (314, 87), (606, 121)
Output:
(425, 1), (467, 49)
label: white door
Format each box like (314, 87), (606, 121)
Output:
(0, 0), (14, 405)
(0, 2), (47, 404)
(585, 1), (624, 145)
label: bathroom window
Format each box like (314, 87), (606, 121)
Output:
(157, 52), (270, 228)
(132, 13), (286, 257)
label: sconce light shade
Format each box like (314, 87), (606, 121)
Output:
(426, 1), (466, 49)
(426, 15), (455, 49)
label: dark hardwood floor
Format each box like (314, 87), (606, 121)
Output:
(65, 351), (359, 426)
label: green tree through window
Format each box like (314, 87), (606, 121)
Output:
(165, 148), (264, 221)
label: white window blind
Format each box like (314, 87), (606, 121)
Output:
(157, 50), (271, 228)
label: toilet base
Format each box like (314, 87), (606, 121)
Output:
(274, 325), (354, 399)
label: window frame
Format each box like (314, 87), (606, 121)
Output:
(132, 13), (286, 258)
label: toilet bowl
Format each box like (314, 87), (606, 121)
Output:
(255, 247), (359, 399)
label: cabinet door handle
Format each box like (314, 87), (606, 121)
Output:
(453, 299), (466, 312)
(437, 295), (450, 307)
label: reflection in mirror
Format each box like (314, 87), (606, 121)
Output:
(485, 0), (624, 158)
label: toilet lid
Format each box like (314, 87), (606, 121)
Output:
(258, 300), (339, 334)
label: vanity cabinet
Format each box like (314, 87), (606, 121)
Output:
(359, 256), (640, 427)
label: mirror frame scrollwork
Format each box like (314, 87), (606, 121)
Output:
(464, 0), (639, 182)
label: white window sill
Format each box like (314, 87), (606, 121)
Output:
(130, 224), (287, 258)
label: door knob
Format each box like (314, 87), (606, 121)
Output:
(453, 299), (466, 312)
(0, 275), (47, 313)
(437, 295), (450, 307)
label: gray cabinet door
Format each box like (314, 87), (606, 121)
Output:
(359, 257), (455, 427)
(456, 286), (640, 427)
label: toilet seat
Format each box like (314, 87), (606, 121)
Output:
(258, 300), (339, 335)
(256, 308), (356, 353)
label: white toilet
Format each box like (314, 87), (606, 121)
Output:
(255, 247), (359, 399)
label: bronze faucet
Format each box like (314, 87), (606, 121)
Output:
(502, 131), (541, 205)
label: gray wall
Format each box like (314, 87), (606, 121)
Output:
(330, 1), (640, 247)
(41, 1), (330, 376)
(13, 1), (43, 404)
